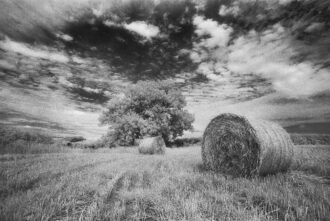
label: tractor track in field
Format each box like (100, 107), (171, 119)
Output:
(0, 157), (122, 198)
(94, 159), (152, 220)
(95, 159), (163, 220)
(104, 171), (127, 205)
(97, 171), (127, 220)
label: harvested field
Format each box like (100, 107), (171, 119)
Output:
(290, 133), (330, 145)
(1, 145), (329, 220)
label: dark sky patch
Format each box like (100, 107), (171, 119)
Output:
(64, 76), (112, 105)
(65, 87), (109, 105)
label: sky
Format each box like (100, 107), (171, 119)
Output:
(0, 0), (330, 139)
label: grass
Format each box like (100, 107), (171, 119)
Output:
(292, 145), (330, 178)
(0, 145), (329, 221)
(0, 126), (57, 154)
(0, 126), (53, 145)
(0, 142), (75, 155)
(290, 134), (330, 145)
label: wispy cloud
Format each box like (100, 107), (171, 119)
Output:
(226, 24), (330, 98)
(0, 37), (69, 63)
(190, 17), (330, 98)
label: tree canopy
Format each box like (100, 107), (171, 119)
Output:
(100, 80), (194, 146)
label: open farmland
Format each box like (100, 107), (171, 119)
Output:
(1, 1), (330, 220)
(1, 145), (329, 221)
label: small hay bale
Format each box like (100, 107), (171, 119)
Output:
(202, 113), (294, 177)
(138, 136), (166, 155)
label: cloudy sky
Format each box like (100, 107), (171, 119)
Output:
(0, 0), (330, 139)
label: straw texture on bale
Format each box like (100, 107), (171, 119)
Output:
(202, 113), (294, 176)
(138, 136), (166, 155)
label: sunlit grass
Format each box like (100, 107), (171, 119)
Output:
(1, 145), (329, 220)
(292, 145), (330, 178)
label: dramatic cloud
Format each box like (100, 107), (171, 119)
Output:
(193, 16), (233, 48)
(226, 24), (330, 98)
(1, 0), (330, 138)
(219, 3), (240, 16)
(190, 18), (330, 98)
(0, 86), (107, 139)
(190, 16), (232, 81)
(0, 37), (69, 63)
(190, 15), (233, 81)
(124, 21), (160, 39)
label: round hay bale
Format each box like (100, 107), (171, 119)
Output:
(138, 136), (166, 155)
(202, 113), (294, 177)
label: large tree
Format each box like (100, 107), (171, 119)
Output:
(100, 80), (194, 146)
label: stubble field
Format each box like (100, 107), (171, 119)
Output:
(1, 144), (329, 221)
